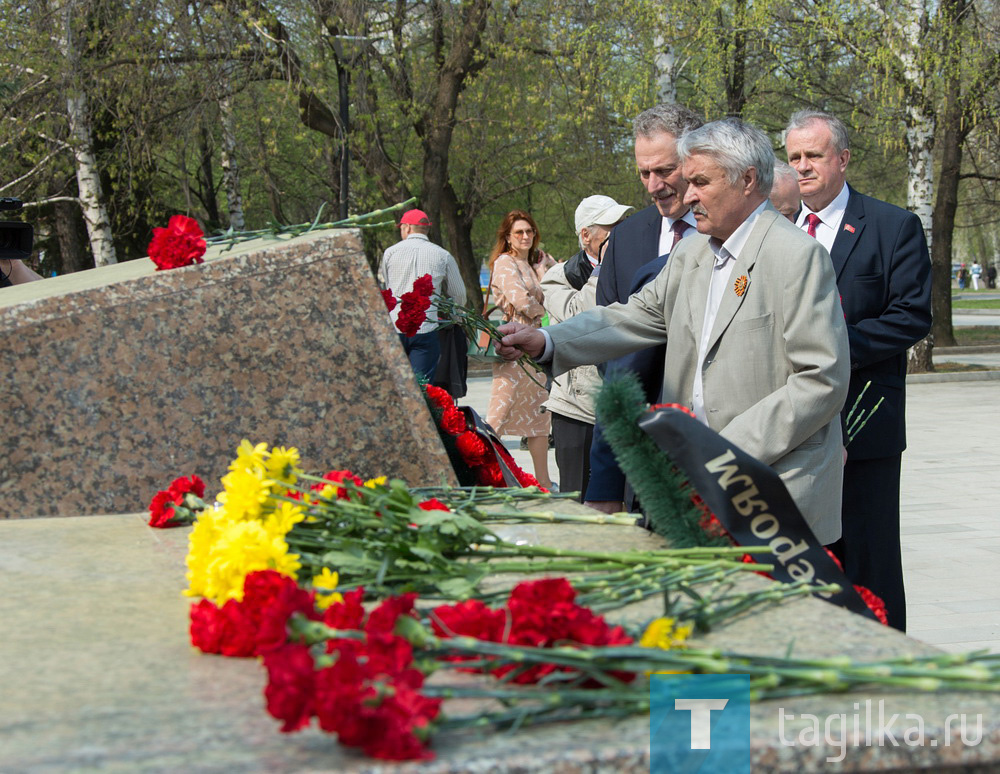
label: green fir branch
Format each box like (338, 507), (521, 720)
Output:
(594, 373), (730, 549)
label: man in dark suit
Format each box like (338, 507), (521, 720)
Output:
(784, 110), (932, 632)
(586, 103), (703, 514)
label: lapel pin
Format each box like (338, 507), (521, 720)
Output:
(734, 275), (748, 297)
(844, 223), (856, 233)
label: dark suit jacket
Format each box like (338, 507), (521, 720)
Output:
(595, 205), (663, 307)
(587, 205), (665, 501)
(833, 186), (932, 460)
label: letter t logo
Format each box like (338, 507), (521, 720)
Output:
(675, 699), (729, 749)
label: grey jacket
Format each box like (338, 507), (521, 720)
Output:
(547, 208), (850, 544)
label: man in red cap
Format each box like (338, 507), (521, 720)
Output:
(378, 209), (466, 380)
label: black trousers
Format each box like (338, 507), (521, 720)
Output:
(550, 413), (594, 503)
(829, 455), (905, 631)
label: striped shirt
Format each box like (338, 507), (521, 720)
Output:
(378, 234), (467, 334)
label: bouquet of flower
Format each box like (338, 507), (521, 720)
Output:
(189, 567), (1000, 762)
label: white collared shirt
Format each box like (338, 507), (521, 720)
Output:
(691, 201), (767, 424)
(657, 209), (700, 258)
(795, 182), (849, 254)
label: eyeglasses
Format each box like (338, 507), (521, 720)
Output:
(510, 228), (535, 237)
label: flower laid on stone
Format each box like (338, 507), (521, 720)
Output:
(185, 567), (1000, 762)
(147, 214), (207, 270)
(169, 440), (819, 622)
(147, 474), (206, 527)
(158, 441), (1000, 763)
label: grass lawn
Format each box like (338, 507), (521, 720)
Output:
(954, 326), (1000, 346)
(935, 361), (991, 372)
(952, 298), (1000, 309)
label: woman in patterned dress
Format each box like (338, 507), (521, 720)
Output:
(485, 210), (554, 490)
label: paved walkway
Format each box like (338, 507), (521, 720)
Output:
(464, 351), (1000, 653)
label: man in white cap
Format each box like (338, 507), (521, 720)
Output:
(540, 195), (632, 499)
(378, 208), (466, 380)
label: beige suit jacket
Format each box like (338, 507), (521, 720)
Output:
(549, 207), (850, 543)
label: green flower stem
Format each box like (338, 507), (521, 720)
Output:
(289, 616), (1000, 710)
(471, 509), (640, 527)
(205, 198), (417, 249)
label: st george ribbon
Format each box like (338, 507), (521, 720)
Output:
(637, 406), (878, 622)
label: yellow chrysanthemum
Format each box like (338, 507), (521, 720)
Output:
(364, 476), (387, 489)
(185, 503), (300, 605)
(218, 467), (275, 521)
(230, 440), (269, 473)
(311, 567), (344, 610)
(266, 445), (302, 485)
(640, 617), (694, 676)
(641, 617), (694, 650)
(317, 483), (338, 501)
(265, 501), (306, 534)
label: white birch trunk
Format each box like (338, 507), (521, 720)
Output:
(62, 0), (117, 266)
(218, 65), (245, 231)
(896, 0), (934, 372)
(898, 0), (934, 250)
(654, 34), (678, 103)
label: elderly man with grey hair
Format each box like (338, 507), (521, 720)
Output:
(497, 118), (850, 544)
(770, 161), (800, 220)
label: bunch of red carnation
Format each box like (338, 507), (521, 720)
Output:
(391, 273), (435, 337)
(190, 569), (319, 657)
(190, 570), (441, 760)
(147, 214), (207, 270)
(430, 577), (633, 684)
(148, 474), (206, 528)
(263, 590), (441, 761)
(424, 384), (541, 489)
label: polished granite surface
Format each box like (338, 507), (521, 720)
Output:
(2, 511), (998, 773)
(0, 230), (455, 519)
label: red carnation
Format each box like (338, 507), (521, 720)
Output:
(381, 289), (398, 312)
(475, 462), (505, 487)
(189, 599), (226, 654)
(360, 686), (441, 761)
(424, 384), (453, 410)
(439, 405), (467, 436)
(148, 474), (206, 528)
(411, 273), (434, 297)
(395, 291), (431, 336)
(246, 572), (319, 653)
(855, 585), (889, 626)
(365, 593), (418, 636)
(323, 587), (366, 631)
(147, 214), (207, 270)
(417, 498), (449, 512)
(455, 431), (490, 466)
(263, 643), (318, 733)
(315, 470), (364, 500)
(431, 599), (507, 643)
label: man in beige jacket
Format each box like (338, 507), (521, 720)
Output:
(497, 119), (849, 544)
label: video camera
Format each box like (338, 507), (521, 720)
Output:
(0, 198), (33, 260)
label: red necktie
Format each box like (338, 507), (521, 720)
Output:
(671, 219), (689, 250)
(806, 213), (822, 239)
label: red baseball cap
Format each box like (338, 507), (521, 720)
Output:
(400, 209), (432, 226)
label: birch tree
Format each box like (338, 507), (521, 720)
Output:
(59, 0), (116, 265)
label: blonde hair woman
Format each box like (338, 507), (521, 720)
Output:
(485, 210), (554, 489)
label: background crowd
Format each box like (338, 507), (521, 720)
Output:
(382, 102), (932, 637)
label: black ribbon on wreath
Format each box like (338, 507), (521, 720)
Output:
(638, 406), (878, 622)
